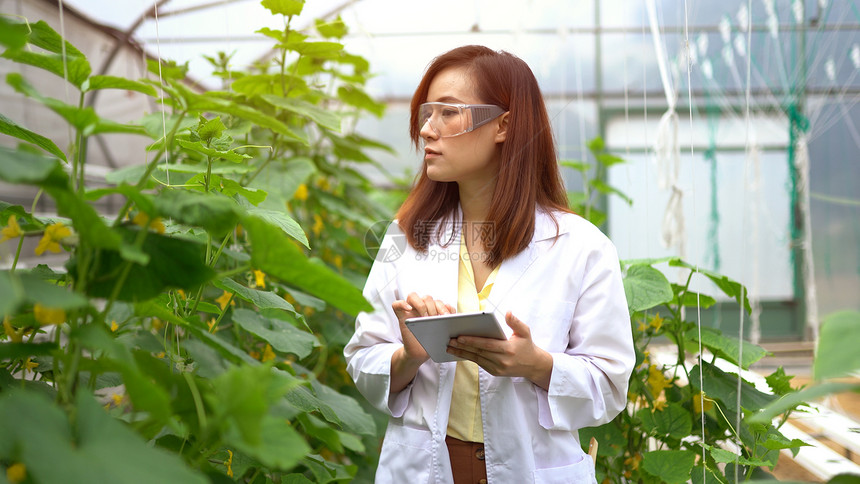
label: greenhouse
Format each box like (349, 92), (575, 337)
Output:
(0, 0), (858, 482)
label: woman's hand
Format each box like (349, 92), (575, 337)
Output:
(446, 311), (554, 390)
(389, 292), (455, 393)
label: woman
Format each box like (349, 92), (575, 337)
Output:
(344, 45), (634, 483)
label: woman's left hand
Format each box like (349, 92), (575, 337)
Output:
(446, 311), (554, 390)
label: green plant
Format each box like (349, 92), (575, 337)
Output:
(562, 136), (632, 228)
(0, 2), (398, 482)
(582, 257), (808, 483)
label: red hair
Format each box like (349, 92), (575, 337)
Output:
(396, 45), (570, 266)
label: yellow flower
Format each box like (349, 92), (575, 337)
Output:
(156, 351), (165, 359)
(207, 318), (218, 333)
(253, 270), (266, 289)
(316, 177), (331, 191)
(312, 214), (324, 237)
(1, 215), (22, 242)
(333, 254), (343, 271)
(623, 453), (642, 470)
(151, 318), (164, 332)
(110, 320), (119, 332)
(132, 212), (165, 234)
(111, 393), (124, 407)
(177, 289), (187, 300)
(303, 306), (315, 318)
(23, 358), (38, 373)
(225, 450), (234, 478)
(261, 344), (276, 362)
(249, 350), (260, 360)
(34, 222), (72, 255)
(649, 314), (664, 331)
(647, 365), (670, 397)
(6, 462), (26, 483)
(4, 317), (23, 343)
(652, 398), (667, 412)
(293, 183), (309, 201)
(215, 291), (234, 311)
(33, 303), (65, 326)
(693, 391), (713, 413)
(636, 319), (648, 332)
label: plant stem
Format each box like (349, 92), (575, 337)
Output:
(102, 226), (150, 318)
(10, 235), (24, 273)
(113, 109), (188, 226)
(183, 371), (207, 431)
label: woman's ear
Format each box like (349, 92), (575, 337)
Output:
(494, 112), (510, 143)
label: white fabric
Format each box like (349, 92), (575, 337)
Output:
(344, 208), (634, 484)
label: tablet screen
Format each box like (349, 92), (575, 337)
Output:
(404, 311), (506, 363)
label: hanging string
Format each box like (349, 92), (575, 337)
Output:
(153, 2), (170, 185)
(679, 2), (706, 480)
(735, 0), (754, 479)
(56, 0), (75, 189)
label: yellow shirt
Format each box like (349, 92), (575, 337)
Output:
(446, 237), (500, 443)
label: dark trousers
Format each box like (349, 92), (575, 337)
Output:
(445, 435), (488, 484)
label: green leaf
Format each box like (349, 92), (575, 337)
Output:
(623, 264), (674, 312)
(46, 187), (124, 252)
(814, 310), (860, 380)
(579, 422), (626, 458)
(246, 207), (309, 248)
(74, 324), (173, 423)
(230, 73), (308, 97)
(233, 415), (310, 471)
(261, 0), (305, 16)
(287, 40), (344, 58)
(18, 272), (89, 310)
(1, 50), (90, 87)
(83, 75), (157, 96)
(0, 202), (46, 231)
(674, 287), (717, 308)
(26, 20), (85, 57)
(637, 403), (692, 440)
(261, 95), (342, 132)
(231, 308), (318, 359)
(155, 162), (254, 175)
(71, 227), (215, 301)
(0, 146), (67, 187)
(747, 381), (860, 424)
(337, 85), (385, 117)
(196, 115), (226, 143)
(595, 152), (627, 167)
(153, 189), (242, 236)
(765, 367), (794, 396)
(0, 342), (57, 361)
(243, 215), (370, 315)
(0, 390), (208, 484)
(176, 139), (250, 163)
(315, 17), (348, 39)
(218, 177), (267, 206)
(176, 83), (307, 144)
(311, 380), (376, 436)
(85, 184), (154, 215)
(145, 58), (188, 81)
(587, 136), (605, 153)
(559, 160), (590, 172)
(214, 278), (300, 315)
(0, 113), (67, 160)
(669, 259), (752, 314)
(0, 17), (29, 50)
(641, 450), (697, 484)
(135, 300), (258, 366)
(689, 362), (778, 414)
(685, 327), (769, 370)
(591, 179), (632, 205)
(6, 73), (100, 131)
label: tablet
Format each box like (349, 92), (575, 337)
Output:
(404, 311), (507, 363)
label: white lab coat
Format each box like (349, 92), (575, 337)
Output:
(344, 207), (634, 483)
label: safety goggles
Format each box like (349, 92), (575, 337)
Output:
(418, 102), (506, 138)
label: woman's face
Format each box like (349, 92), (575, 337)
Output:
(419, 66), (506, 185)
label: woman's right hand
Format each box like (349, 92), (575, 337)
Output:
(391, 292), (456, 365)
